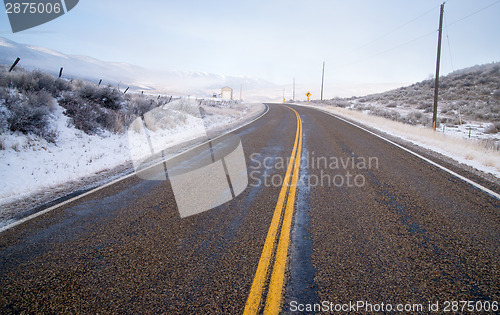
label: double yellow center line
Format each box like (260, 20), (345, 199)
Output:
(244, 105), (303, 314)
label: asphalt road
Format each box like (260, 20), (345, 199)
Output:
(0, 104), (498, 314)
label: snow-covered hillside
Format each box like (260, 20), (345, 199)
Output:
(0, 37), (275, 99)
(308, 62), (500, 143)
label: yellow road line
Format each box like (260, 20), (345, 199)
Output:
(244, 106), (303, 314)
(243, 109), (299, 314)
(264, 107), (302, 314)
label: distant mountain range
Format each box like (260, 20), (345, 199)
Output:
(0, 37), (275, 97)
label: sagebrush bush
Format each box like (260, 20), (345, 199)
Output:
(77, 83), (123, 110)
(403, 111), (433, 127)
(0, 67), (191, 138)
(124, 94), (157, 117)
(369, 108), (401, 121)
(0, 109), (7, 133)
(493, 90), (500, 100)
(0, 68), (71, 96)
(4, 91), (57, 142)
(0, 68), (61, 142)
(417, 101), (432, 110)
(353, 103), (373, 111)
(485, 122), (500, 134)
(58, 82), (129, 134)
(59, 92), (102, 135)
(167, 98), (201, 116)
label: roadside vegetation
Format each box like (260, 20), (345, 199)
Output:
(312, 62), (500, 129)
(0, 65), (170, 146)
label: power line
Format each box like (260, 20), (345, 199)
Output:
(330, 2), (499, 78)
(352, 4), (440, 52)
(335, 4), (442, 68)
(370, 30), (436, 59)
(444, 16), (455, 72)
(339, 29), (436, 68)
(447, 0), (500, 27)
(350, 1), (499, 67)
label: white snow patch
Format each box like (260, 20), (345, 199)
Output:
(0, 38), (14, 48)
(26, 45), (69, 59)
(0, 105), (129, 205)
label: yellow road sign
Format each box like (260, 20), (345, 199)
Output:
(306, 92), (311, 97)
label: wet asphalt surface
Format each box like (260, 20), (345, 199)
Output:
(1, 104), (499, 314)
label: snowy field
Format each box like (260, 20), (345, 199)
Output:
(0, 99), (265, 227)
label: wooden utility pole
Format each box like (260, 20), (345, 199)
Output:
(321, 61), (325, 101)
(432, 3), (445, 131)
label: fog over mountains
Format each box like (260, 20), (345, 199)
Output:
(0, 37), (274, 98)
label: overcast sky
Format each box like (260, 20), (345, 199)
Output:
(1, 0), (499, 98)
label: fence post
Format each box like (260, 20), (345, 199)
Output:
(9, 57), (20, 72)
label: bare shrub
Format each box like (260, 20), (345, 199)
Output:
(0, 68), (71, 96)
(52, 78), (72, 96)
(0, 67), (145, 137)
(353, 103), (373, 111)
(493, 90), (500, 100)
(418, 101), (432, 110)
(59, 92), (102, 135)
(113, 113), (127, 134)
(5, 91), (57, 142)
(59, 83), (131, 134)
(369, 108), (401, 121)
(125, 94), (157, 117)
(167, 98), (201, 116)
(485, 122), (500, 134)
(77, 83), (123, 110)
(408, 111), (432, 127)
(404, 111), (423, 125)
(0, 111), (7, 133)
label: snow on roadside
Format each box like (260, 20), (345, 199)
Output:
(302, 104), (500, 179)
(0, 105), (130, 205)
(0, 101), (265, 211)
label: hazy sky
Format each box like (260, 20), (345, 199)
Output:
(1, 0), (499, 97)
